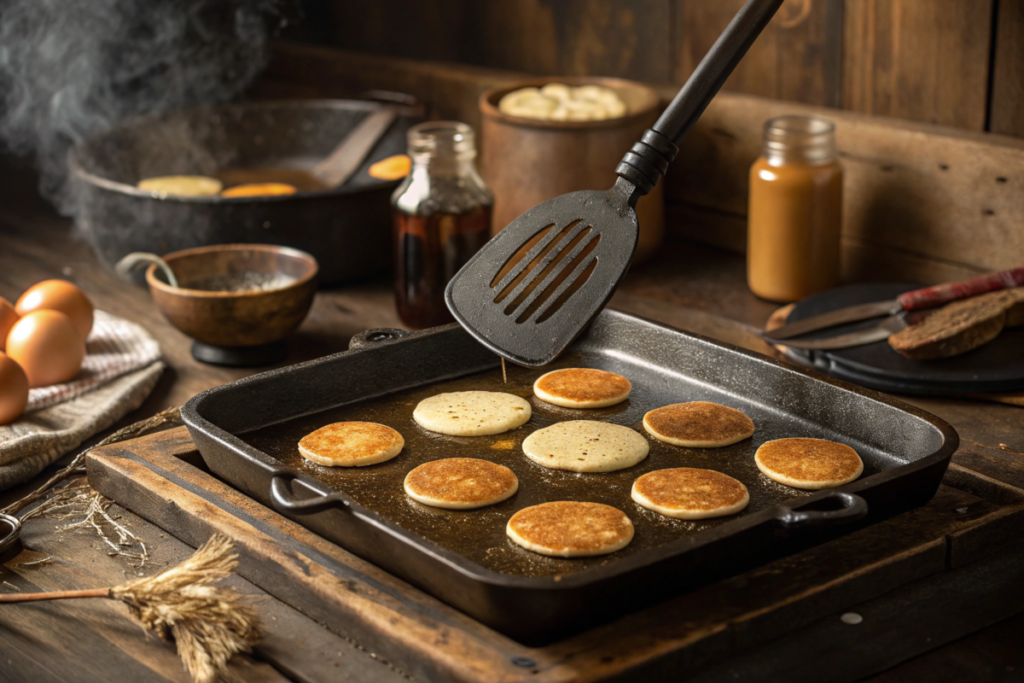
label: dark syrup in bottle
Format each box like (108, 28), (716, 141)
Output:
(393, 205), (491, 328)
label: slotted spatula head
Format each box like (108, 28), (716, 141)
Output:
(446, 178), (641, 366)
(445, 0), (783, 366)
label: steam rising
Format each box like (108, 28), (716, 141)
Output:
(0, 0), (293, 214)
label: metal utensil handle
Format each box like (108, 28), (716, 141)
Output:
(615, 0), (784, 197)
(270, 473), (347, 515)
(897, 266), (1024, 311)
(0, 512), (22, 555)
(774, 491), (868, 529)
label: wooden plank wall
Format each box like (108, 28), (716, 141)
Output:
(298, 0), (1022, 138)
(253, 43), (1024, 285)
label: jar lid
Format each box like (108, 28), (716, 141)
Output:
(408, 121), (476, 160)
(763, 115), (836, 164)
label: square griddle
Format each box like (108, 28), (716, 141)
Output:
(182, 310), (958, 644)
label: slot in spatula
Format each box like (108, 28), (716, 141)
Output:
(445, 0), (784, 366)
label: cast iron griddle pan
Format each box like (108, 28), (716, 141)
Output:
(182, 310), (958, 644)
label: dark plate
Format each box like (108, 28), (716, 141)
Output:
(782, 283), (1024, 394)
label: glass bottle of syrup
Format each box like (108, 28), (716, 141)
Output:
(391, 121), (493, 328)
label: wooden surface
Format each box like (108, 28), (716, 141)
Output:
(2, 158), (1024, 680)
(675, 0), (844, 107)
(254, 42), (1024, 286)
(292, 0), (1021, 136)
(86, 417), (1024, 682)
(661, 90), (1024, 282)
(990, 0), (1024, 138)
(842, 0), (993, 130)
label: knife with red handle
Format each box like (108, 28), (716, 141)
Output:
(764, 266), (1024, 341)
(897, 266), (1024, 310)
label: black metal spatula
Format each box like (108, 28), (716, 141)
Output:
(445, 0), (783, 366)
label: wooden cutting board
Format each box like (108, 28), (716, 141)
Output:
(86, 427), (1024, 683)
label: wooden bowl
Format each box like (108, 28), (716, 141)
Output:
(146, 244), (318, 349)
(479, 77), (665, 264)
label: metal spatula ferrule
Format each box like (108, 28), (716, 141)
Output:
(446, 0), (784, 366)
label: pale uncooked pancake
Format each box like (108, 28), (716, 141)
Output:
(137, 175), (223, 197)
(413, 391), (531, 436)
(298, 422), (404, 467)
(522, 421), (649, 473)
(643, 401), (755, 447)
(533, 368), (631, 409)
(506, 501), (634, 557)
(632, 468), (749, 519)
(404, 458), (519, 510)
(755, 438), (864, 489)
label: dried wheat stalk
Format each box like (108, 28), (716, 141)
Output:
(0, 534), (259, 683)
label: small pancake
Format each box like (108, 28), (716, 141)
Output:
(404, 458), (518, 509)
(137, 175), (223, 196)
(506, 501), (634, 557)
(522, 421), (649, 473)
(299, 422), (404, 467)
(221, 182), (297, 197)
(533, 368), (631, 408)
(413, 391), (531, 436)
(755, 438), (863, 489)
(632, 468), (749, 519)
(643, 401), (755, 447)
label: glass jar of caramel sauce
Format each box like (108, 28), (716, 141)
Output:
(392, 122), (493, 328)
(747, 115), (843, 302)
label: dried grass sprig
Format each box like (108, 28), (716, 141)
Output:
(0, 534), (259, 683)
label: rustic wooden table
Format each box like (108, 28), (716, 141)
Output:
(1, 165), (1022, 682)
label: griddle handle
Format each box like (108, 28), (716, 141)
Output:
(775, 491), (868, 529)
(270, 473), (348, 515)
(349, 328), (412, 351)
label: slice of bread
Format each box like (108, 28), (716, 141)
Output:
(1000, 287), (1024, 328)
(889, 292), (1008, 360)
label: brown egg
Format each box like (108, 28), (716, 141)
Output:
(16, 280), (94, 341)
(0, 352), (28, 425)
(6, 310), (85, 387)
(0, 297), (18, 352)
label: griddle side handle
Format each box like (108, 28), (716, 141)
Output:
(348, 328), (412, 351)
(774, 491), (868, 529)
(270, 473), (349, 515)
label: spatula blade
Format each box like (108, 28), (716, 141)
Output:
(446, 183), (638, 367)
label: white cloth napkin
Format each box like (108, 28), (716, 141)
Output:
(0, 310), (165, 490)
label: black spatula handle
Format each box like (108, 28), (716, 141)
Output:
(616, 0), (784, 197)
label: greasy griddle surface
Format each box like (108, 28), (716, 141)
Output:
(242, 351), (886, 578)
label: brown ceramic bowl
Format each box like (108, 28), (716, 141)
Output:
(146, 244), (318, 350)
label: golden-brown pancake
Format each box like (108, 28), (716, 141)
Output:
(643, 401), (755, 447)
(137, 175), (223, 196)
(298, 422), (404, 467)
(522, 421), (649, 472)
(221, 182), (297, 197)
(755, 437), (863, 489)
(413, 391), (531, 436)
(631, 468), (749, 519)
(404, 458), (519, 510)
(533, 368), (631, 408)
(506, 501), (634, 557)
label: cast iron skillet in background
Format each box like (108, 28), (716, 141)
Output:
(71, 99), (422, 285)
(780, 283), (1024, 395)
